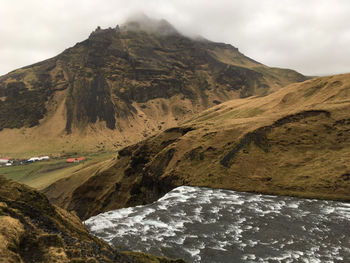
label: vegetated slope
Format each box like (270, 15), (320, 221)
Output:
(0, 176), (186, 263)
(0, 15), (306, 156)
(44, 73), (350, 220)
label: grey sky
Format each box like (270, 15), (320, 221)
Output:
(1, 0), (349, 76)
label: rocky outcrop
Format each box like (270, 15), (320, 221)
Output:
(65, 73), (116, 133)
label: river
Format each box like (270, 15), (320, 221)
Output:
(85, 186), (350, 262)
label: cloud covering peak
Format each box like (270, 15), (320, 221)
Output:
(121, 13), (179, 36)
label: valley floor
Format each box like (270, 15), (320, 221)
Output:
(0, 151), (115, 190)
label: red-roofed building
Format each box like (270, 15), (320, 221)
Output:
(66, 157), (86, 163)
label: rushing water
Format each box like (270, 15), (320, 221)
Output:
(85, 186), (350, 263)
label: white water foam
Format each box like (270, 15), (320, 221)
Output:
(85, 186), (350, 263)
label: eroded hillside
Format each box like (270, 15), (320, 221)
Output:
(0, 176), (186, 263)
(44, 73), (350, 220)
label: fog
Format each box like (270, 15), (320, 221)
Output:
(1, 0), (349, 76)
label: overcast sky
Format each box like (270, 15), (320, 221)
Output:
(1, 0), (349, 76)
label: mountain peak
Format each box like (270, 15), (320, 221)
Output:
(121, 13), (180, 36)
(0, 17), (307, 155)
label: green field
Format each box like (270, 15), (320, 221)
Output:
(0, 151), (116, 190)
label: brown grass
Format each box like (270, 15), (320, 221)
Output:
(44, 73), (350, 220)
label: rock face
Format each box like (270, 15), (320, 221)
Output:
(44, 73), (350, 220)
(0, 16), (306, 155)
(0, 176), (186, 263)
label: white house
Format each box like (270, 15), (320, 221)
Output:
(28, 157), (40, 162)
(0, 158), (9, 164)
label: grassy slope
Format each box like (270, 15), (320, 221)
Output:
(43, 73), (350, 220)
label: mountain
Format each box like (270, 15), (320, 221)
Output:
(43, 73), (350, 220)
(0, 15), (306, 156)
(0, 176), (186, 263)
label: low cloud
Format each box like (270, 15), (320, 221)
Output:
(0, 0), (349, 76)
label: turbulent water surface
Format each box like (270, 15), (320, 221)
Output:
(85, 186), (350, 263)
